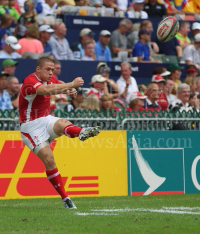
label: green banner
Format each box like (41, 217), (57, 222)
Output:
(127, 131), (200, 195)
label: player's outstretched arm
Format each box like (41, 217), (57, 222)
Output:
(36, 77), (84, 95)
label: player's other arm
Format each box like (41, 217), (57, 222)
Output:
(37, 77), (84, 95)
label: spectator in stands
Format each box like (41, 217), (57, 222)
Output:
(49, 22), (74, 60)
(78, 94), (100, 111)
(174, 0), (196, 14)
(88, 74), (107, 98)
(151, 74), (168, 110)
(0, 14), (14, 50)
(127, 20), (159, 55)
(102, 0), (121, 12)
(116, 61), (139, 103)
(168, 64), (184, 91)
(175, 21), (191, 50)
(18, 24), (44, 55)
(6, 76), (20, 109)
(184, 76), (197, 93)
(127, 92), (147, 111)
(183, 33), (200, 70)
(169, 84), (196, 112)
(0, 36), (21, 58)
(90, 0), (103, 7)
(53, 59), (61, 78)
(144, 0), (167, 18)
(64, 87), (85, 112)
(0, 71), (13, 110)
(2, 59), (18, 75)
(74, 0), (88, 6)
(38, 0), (58, 17)
(71, 28), (95, 60)
(132, 29), (161, 63)
(192, 22), (200, 38)
(155, 36), (182, 57)
(5, 0), (20, 20)
(189, 92), (199, 110)
(126, 0), (148, 19)
(96, 30), (112, 62)
(100, 94), (120, 111)
(164, 78), (177, 106)
(39, 25), (54, 55)
(186, 65), (198, 78)
(97, 62), (119, 98)
(110, 18), (132, 58)
(117, 0), (131, 12)
(81, 40), (95, 61)
(14, 0), (38, 39)
(144, 83), (161, 111)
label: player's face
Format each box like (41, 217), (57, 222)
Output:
(39, 62), (54, 82)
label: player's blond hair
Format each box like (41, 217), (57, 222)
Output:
(36, 57), (54, 68)
(79, 94), (100, 111)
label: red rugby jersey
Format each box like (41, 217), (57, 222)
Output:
(19, 73), (60, 124)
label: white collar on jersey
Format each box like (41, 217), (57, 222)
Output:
(34, 73), (47, 85)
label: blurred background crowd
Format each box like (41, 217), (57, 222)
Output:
(0, 0), (200, 127)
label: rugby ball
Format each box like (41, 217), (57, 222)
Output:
(157, 17), (179, 42)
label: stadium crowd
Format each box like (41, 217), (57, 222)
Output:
(0, 0), (200, 125)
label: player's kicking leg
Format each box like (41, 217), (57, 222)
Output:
(52, 119), (101, 141)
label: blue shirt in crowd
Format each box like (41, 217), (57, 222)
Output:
(154, 37), (180, 56)
(43, 41), (53, 54)
(132, 41), (150, 61)
(0, 90), (13, 111)
(95, 41), (112, 61)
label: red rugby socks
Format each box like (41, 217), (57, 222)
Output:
(63, 124), (82, 138)
(46, 168), (68, 201)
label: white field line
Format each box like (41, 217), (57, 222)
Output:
(163, 207), (200, 210)
(88, 208), (200, 215)
(76, 212), (118, 216)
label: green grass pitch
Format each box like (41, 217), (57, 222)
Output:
(0, 195), (200, 234)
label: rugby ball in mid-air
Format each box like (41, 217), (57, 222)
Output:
(157, 16), (179, 42)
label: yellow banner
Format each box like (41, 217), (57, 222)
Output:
(0, 131), (127, 199)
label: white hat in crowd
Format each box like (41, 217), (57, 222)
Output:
(39, 25), (54, 33)
(160, 71), (171, 77)
(80, 28), (95, 37)
(5, 36), (21, 50)
(152, 74), (166, 83)
(91, 74), (107, 84)
(133, 0), (145, 4)
(192, 22), (200, 31)
(194, 33), (200, 42)
(100, 30), (111, 36)
(130, 92), (147, 102)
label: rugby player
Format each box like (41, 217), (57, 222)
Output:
(19, 57), (100, 209)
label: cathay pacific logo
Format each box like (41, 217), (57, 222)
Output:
(132, 136), (166, 195)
